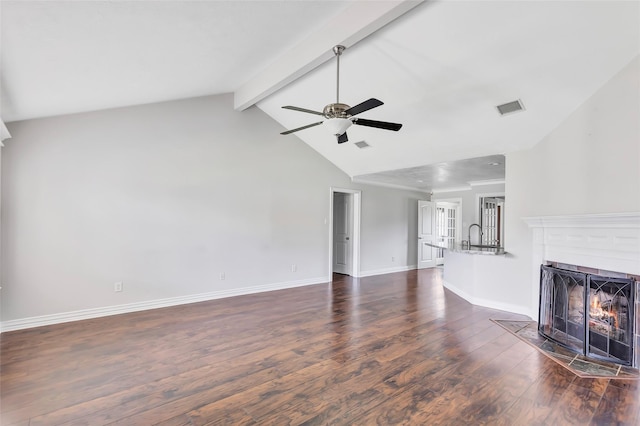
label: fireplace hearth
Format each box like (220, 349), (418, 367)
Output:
(539, 265), (635, 366)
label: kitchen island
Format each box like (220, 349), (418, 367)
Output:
(441, 242), (507, 256)
(428, 242), (522, 315)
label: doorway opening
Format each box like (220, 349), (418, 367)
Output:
(329, 188), (361, 277)
(476, 193), (505, 247)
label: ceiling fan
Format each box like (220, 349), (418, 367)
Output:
(280, 45), (402, 144)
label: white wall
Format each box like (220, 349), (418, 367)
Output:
(357, 185), (425, 275)
(508, 56), (640, 218)
(1, 94), (424, 327)
(503, 55), (640, 317)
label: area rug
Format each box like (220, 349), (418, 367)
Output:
(491, 319), (639, 380)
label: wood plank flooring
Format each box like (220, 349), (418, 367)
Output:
(2, 269), (639, 425)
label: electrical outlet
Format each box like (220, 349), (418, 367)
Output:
(114, 282), (123, 292)
(392, 256), (395, 262)
(291, 264), (297, 272)
(220, 272), (225, 280)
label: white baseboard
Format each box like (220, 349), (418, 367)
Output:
(358, 264), (417, 278)
(442, 280), (533, 319)
(1, 273), (535, 332)
(1, 276), (330, 333)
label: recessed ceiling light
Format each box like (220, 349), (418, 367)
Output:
(417, 180), (424, 183)
(489, 162), (501, 166)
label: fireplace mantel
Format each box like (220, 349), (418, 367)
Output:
(523, 212), (640, 276)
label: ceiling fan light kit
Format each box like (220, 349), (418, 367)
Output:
(324, 118), (352, 137)
(280, 45), (402, 144)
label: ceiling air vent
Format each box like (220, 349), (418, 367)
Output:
(496, 99), (525, 116)
(354, 141), (370, 149)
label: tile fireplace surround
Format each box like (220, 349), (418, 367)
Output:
(524, 212), (640, 368)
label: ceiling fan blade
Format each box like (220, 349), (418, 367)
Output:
(282, 106), (324, 116)
(337, 132), (348, 144)
(352, 118), (402, 132)
(280, 121), (324, 135)
(344, 98), (383, 116)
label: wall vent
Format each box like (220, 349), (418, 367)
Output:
(354, 141), (370, 149)
(496, 99), (525, 116)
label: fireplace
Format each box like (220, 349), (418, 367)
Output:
(523, 212), (640, 368)
(539, 265), (635, 365)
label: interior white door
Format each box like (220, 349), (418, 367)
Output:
(333, 192), (353, 275)
(435, 202), (460, 265)
(418, 200), (436, 269)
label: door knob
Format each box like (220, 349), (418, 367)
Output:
(346, 237), (350, 240)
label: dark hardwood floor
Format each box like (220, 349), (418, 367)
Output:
(2, 269), (639, 425)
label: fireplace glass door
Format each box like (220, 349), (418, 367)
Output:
(539, 265), (586, 354)
(539, 265), (635, 365)
(587, 275), (634, 365)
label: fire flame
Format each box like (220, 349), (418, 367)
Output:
(590, 293), (618, 329)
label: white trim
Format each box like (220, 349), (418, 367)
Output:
(1, 119), (10, 145)
(352, 192), (361, 278)
(359, 265), (417, 278)
(469, 179), (505, 187)
(523, 212), (640, 229)
(442, 280), (534, 318)
(432, 181), (506, 194)
(352, 180), (505, 195)
(432, 197), (463, 205)
(0, 276), (330, 333)
(329, 187), (362, 278)
(351, 177), (430, 194)
(431, 185), (472, 194)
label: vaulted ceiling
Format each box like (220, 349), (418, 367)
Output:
(2, 1), (638, 191)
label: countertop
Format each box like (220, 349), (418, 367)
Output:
(426, 241), (507, 256)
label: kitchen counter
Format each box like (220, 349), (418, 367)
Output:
(426, 242), (507, 256)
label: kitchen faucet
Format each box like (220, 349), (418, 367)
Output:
(468, 223), (483, 245)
